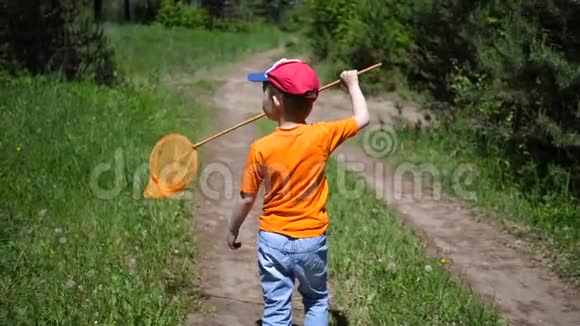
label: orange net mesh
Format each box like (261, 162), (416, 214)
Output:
(144, 133), (198, 199)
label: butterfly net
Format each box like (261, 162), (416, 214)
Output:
(144, 134), (198, 199)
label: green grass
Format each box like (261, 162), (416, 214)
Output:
(0, 74), (202, 325)
(0, 23), (282, 324)
(389, 125), (580, 285)
(106, 23), (283, 80)
(254, 119), (503, 325)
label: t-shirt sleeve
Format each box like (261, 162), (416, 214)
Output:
(320, 117), (360, 154)
(240, 143), (262, 195)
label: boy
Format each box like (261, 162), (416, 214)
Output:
(225, 58), (369, 326)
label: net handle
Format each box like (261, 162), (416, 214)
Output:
(192, 62), (383, 149)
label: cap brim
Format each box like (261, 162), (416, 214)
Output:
(247, 72), (268, 82)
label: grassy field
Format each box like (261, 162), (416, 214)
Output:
(0, 24), (282, 324)
(389, 126), (580, 285)
(255, 119), (503, 325)
(106, 23), (283, 80)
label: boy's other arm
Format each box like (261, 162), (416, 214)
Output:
(341, 70), (369, 129)
(226, 144), (261, 250)
(226, 192), (256, 250)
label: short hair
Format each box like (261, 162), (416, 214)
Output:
(263, 82), (313, 114)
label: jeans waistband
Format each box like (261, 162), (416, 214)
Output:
(258, 231), (327, 254)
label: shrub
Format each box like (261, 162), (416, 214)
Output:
(303, 0), (580, 200)
(306, 0), (358, 60)
(0, 0), (116, 84)
(405, 0), (480, 102)
(459, 4), (580, 197)
(156, 0), (209, 29)
(278, 0), (311, 33)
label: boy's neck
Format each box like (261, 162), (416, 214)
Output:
(277, 117), (306, 130)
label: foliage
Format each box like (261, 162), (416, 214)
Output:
(238, 0), (298, 23)
(300, 0), (580, 202)
(406, 0), (480, 102)
(449, 3), (580, 197)
(155, 0), (271, 32)
(306, 0), (357, 60)
(99, 0), (163, 23)
(101, 0), (300, 32)
(278, 1), (310, 32)
(156, 0), (209, 29)
(304, 0), (418, 91)
(0, 0), (116, 84)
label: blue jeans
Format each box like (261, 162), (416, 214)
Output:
(258, 230), (329, 326)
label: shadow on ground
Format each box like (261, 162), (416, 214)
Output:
(255, 309), (349, 326)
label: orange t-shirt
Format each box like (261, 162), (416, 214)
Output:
(240, 117), (359, 238)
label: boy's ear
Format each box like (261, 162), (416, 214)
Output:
(272, 94), (282, 108)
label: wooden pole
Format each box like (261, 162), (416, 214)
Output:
(192, 62), (382, 149)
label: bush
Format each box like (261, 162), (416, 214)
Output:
(454, 4), (580, 197)
(279, 1), (311, 33)
(406, 0), (480, 102)
(302, 0), (580, 200)
(0, 0), (116, 84)
(306, 0), (358, 60)
(156, 0), (209, 29)
(155, 0), (263, 33)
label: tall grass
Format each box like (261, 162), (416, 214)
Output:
(106, 23), (283, 80)
(0, 24), (282, 324)
(0, 74), (202, 324)
(324, 159), (502, 325)
(255, 119), (503, 325)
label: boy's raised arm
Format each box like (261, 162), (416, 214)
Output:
(341, 70), (369, 129)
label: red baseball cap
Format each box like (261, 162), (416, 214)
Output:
(248, 59), (320, 100)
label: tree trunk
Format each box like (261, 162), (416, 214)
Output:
(271, 0), (280, 23)
(94, 0), (103, 23)
(145, 0), (153, 21)
(124, 0), (131, 21)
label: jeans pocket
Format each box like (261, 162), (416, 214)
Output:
(295, 234), (327, 254)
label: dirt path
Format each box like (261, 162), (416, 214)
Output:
(185, 50), (580, 326)
(185, 50), (274, 325)
(186, 49), (311, 325)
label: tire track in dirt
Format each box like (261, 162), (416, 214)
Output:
(309, 89), (580, 326)
(185, 50), (275, 326)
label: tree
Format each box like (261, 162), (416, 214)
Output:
(94, 0), (103, 22)
(124, 0), (131, 21)
(0, 0), (115, 84)
(201, 0), (226, 18)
